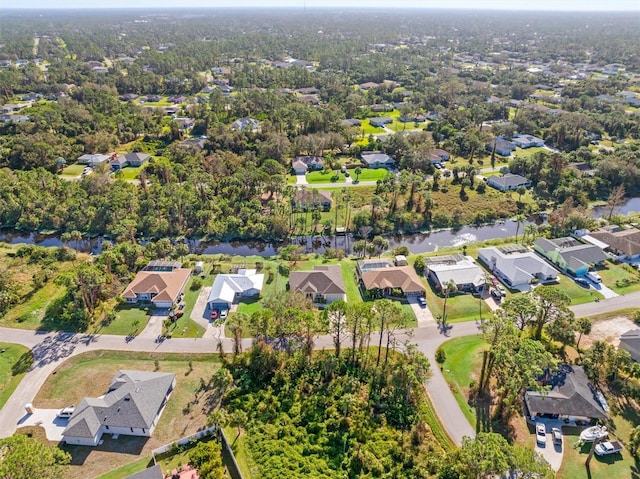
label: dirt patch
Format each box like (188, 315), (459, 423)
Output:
(580, 316), (636, 349)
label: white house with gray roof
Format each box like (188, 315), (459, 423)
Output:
(207, 269), (264, 311)
(425, 254), (485, 292)
(478, 245), (558, 291)
(62, 370), (175, 446)
(487, 173), (531, 192)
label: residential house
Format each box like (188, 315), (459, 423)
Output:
(370, 104), (392, 113)
(125, 465), (163, 479)
(143, 95), (162, 103)
(588, 226), (640, 260)
(62, 370), (176, 446)
(164, 106), (179, 116)
(168, 95), (187, 104)
(525, 365), (608, 421)
(211, 67), (231, 75)
(341, 118), (362, 127)
(296, 87), (320, 95)
(428, 149), (451, 164)
(486, 173), (531, 192)
(207, 269), (264, 311)
(291, 156), (324, 175)
(121, 265), (191, 309)
(119, 93), (139, 102)
(173, 117), (195, 130)
(361, 151), (395, 169)
(1, 103), (28, 113)
(289, 265), (347, 304)
(512, 134), (545, 149)
(231, 117), (259, 132)
(533, 237), (607, 276)
(570, 162), (596, 177)
(78, 153), (112, 167)
(369, 116), (392, 127)
(478, 245), (558, 290)
(425, 254), (485, 292)
(292, 189), (332, 211)
(620, 329), (640, 362)
(299, 95), (320, 105)
(359, 81), (379, 90)
(486, 138), (517, 156)
(111, 152), (151, 170)
(178, 138), (206, 150)
(0, 114), (30, 123)
(358, 264), (425, 298)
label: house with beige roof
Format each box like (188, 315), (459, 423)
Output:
(121, 264), (191, 309)
(588, 226), (640, 260)
(62, 370), (175, 446)
(357, 259), (425, 298)
(289, 265), (347, 304)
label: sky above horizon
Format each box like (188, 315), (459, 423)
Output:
(2, 0), (639, 11)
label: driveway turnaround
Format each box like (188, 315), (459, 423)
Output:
(532, 419), (565, 471)
(17, 408), (68, 442)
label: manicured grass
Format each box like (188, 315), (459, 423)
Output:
(96, 303), (151, 336)
(542, 277), (604, 305)
(60, 163), (85, 177)
(359, 119), (385, 134)
(168, 272), (208, 338)
(36, 350), (221, 479)
(556, 427), (637, 479)
(426, 287), (491, 323)
(439, 335), (488, 428)
(340, 260), (363, 303)
(96, 457), (153, 479)
(119, 165), (145, 180)
(306, 170), (346, 184)
(597, 261), (640, 294)
(352, 168), (389, 182)
(0, 343), (32, 410)
(512, 146), (547, 159)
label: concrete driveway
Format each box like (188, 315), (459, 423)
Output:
(295, 174), (308, 185)
(17, 408), (69, 441)
(590, 280), (618, 299)
(407, 297), (436, 327)
(532, 419), (565, 471)
(137, 308), (170, 338)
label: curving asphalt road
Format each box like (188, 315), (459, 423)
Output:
(0, 289), (637, 447)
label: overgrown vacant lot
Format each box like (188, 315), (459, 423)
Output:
(31, 350), (221, 479)
(0, 243), (88, 330)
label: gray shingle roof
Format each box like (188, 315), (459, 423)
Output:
(289, 265), (346, 295)
(63, 370), (175, 439)
(525, 365), (607, 419)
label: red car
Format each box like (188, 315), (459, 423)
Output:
(210, 309), (218, 320)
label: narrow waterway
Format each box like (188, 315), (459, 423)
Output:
(0, 219), (531, 257)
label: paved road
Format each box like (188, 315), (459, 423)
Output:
(569, 290), (640, 318)
(1, 291), (637, 446)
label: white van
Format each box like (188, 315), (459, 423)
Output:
(586, 271), (602, 283)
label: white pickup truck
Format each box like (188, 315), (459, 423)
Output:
(595, 441), (623, 456)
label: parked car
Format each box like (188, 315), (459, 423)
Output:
(417, 296), (427, 307)
(586, 271), (602, 283)
(575, 277), (590, 288)
(175, 309), (184, 319)
(344, 171), (350, 177)
(552, 427), (562, 446)
(595, 441), (623, 456)
(496, 285), (507, 297)
(490, 289), (502, 301)
(219, 309), (228, 320)
(57, 406), (75, 418)
(536, 423), (546, 444)
(210, 309), (218, 320)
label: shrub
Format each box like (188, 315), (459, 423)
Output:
(190, 278), (203, 291)
(435, 347), (446, 364)
(634, 310), (640, 324)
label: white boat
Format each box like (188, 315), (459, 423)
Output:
(579, 425), (608, 442)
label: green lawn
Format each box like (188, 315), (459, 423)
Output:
(167, 272), (208, 338)
(439, 335), (488, 428)
(542, 277), (604, 305)
(119, 165), (145, 180)
(306, 170), (346, 184)
(352, 168), (389, 182)
(512, 146), (547, 159)
(60, 164), (85, 177)
(597, 261), (640, 295)
(340, 260), (363, 303)
(359, 119), (385, 134)
(96, 457), (153, 479)
(426, 287), (491, 323)
(0, 343), (32, 410)
(224, 427), (258, 478)
(96, 303), (151, 336)
(556, 427), (637, 479)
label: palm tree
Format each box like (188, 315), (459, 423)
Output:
(514, 213), (526, 244)
(441, 280), (458, 325)
(354, 167), (362, 183)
